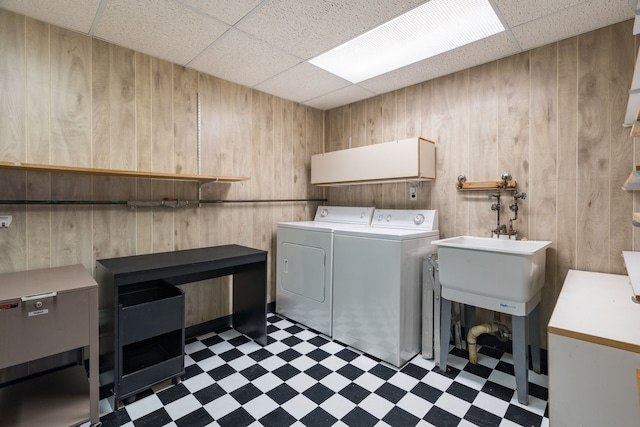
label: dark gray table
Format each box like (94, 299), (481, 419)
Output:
(97, 244), (268, 345)
(97, 245), (268, 409)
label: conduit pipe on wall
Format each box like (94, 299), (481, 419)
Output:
(0, 198), (327, 207)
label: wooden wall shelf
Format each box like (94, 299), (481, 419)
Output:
(622, 166), (640, 191)
(623, 251), (640, 300)
(455, 180), (517, 191)
(631, 118), (640, 138)
(624, 41), (640, 136)
(0, 161), (250, 183)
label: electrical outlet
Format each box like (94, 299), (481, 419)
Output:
(0, 215), (12, 228)
(409, 187), (417, 201)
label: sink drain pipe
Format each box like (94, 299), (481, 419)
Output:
(467, 322), (511, 364)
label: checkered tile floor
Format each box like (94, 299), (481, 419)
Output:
(94, 314), (549, 427)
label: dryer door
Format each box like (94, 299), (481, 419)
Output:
(280, 243), (326, 302)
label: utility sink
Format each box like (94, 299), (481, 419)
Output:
(432, 236), (552, 315)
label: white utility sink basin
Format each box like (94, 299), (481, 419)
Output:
(432, 236), (552, 315)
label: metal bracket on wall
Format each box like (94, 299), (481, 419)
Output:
(197, 92), (203, 205)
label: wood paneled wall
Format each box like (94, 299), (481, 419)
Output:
(324, 21), (638, 347)
(0, 10), (324, 326)
(1, 9), (638, 349)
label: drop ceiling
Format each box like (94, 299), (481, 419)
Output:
(0, 0), (636, 110)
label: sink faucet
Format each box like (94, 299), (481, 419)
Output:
(492, 224), (507, 237)
(506, 219), (518, 239)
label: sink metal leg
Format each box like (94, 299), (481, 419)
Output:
(529, 304), (541, 373)
(439, 297), (452, 372)
(512, 314), (529, 405)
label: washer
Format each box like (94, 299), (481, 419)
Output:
(276, 206), (374, 336)
(332, 209), (439, 367)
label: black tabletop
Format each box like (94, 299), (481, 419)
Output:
(97, 245), (267, 285)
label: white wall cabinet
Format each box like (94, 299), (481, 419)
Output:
(311, 137), (435, 186)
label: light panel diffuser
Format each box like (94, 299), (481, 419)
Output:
(309, 0), (505, 83)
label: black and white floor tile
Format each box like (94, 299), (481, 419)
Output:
(94, 314), (549, 427)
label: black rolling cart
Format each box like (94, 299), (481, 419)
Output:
(116, 279), (185, 403)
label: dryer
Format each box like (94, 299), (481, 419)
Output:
(332, 209), (439, 367)
(276, 206), (374, 336)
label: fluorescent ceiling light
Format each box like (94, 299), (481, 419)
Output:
(309, 0), (505, 83)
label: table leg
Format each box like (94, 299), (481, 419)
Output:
(232, 261), (268, 345)
(89, 287), (100, 425)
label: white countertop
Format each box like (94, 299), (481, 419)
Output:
(548, 270), (640, 353)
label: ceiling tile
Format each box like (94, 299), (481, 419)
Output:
(236, 0), (427, 59)
(511, 0), (635, 50)
(189, 29), (301, 88)
(303, 85), (377, 110)
(93, 0), (229, 65)
(494, 0), (585, 27)
(254, 62), (350, 103)
(176, 0), (263, 25)
(0, 0), (102, 33)
(359, 31), (520, 95)
(1, 0), (636, 110)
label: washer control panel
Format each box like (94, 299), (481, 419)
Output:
(373, 209), (438, 230)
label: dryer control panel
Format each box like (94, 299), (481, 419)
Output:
(372, 209), (438, 230)
(313, 206), (375, 224)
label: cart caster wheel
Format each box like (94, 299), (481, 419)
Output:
(171, 376), (182, 385)
(91, 422), (102, 427)
(124, 395), (137, 404)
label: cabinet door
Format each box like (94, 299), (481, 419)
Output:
(0, 290), (89, 369)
